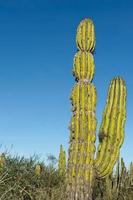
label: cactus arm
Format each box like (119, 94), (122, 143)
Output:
(95, 77), (126, 178)
(94, 78), (117, 168)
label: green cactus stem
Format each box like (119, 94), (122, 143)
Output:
(95, 77), (126, 178)
(58, 145), (66, 177)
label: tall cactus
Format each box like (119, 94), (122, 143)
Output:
(67, 18), (127, 200)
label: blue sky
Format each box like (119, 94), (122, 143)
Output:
(0, 0), (132, 165)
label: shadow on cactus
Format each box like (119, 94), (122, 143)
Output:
(66, 18), (127, 200)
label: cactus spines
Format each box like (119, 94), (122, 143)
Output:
(95, 77), (126, 178)
(58, 145), (66, 177)
(67, 18), (127, 200)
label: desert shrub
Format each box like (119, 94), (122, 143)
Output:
(0, 154), (132, 200)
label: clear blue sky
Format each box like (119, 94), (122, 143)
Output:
(0, 0), (132, 165)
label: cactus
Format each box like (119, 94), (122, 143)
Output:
(129, 162), (133, 186)
(104, 158), (120, 200)
(67, 18), (127, 200)
(0, 153), (5, 171)
(58, 145), (66, 177)
(35, 164), (42, 176)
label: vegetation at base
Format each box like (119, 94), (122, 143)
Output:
(0, 154), (64, 200)
(0, 154), (132, 199)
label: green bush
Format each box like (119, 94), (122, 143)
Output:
(0, 154), (132, 200)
